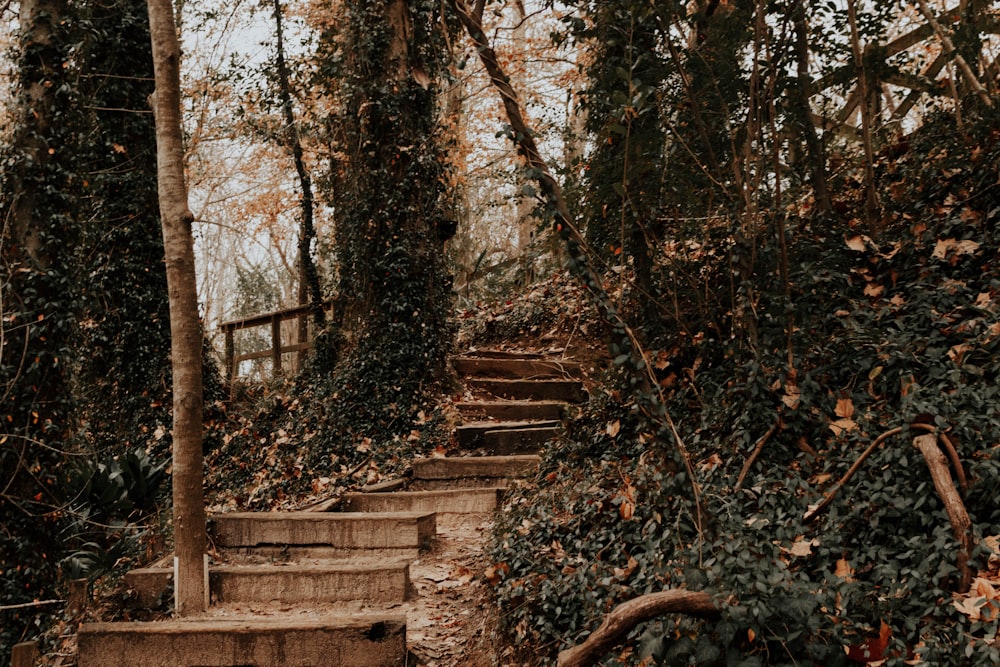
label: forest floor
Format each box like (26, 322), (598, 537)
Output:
(403, 514), (499, 667)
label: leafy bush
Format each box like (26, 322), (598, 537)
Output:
(487, 109), (1000, 665)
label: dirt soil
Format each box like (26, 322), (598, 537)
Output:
(404, 513), (499, 667)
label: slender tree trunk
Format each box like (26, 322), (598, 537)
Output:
(847, 0), (881, 234)
(272, 0), (324, 330)
(147, 0), (207, 616)
(790, 0), (831, 215)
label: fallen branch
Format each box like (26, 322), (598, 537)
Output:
(803, 422), (966, 523)
(557, 590), (720, 667)
(912, 434), (974, 592)
(804, 426), (901, 523)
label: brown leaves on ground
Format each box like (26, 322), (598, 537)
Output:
(829, 397), (858, 435)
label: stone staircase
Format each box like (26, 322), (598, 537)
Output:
(77, 349), (586, 666)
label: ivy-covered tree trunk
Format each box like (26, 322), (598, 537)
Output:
(321, 0), (454, 441)
(147, 0), (208, 616)
(76, 0), (174, 462)
(0, 0), (80, 656)
(579, 1), (666, 327)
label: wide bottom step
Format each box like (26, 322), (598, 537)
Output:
(78, 614), (407, 667)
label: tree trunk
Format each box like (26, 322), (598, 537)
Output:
(790, 0), (831, 215)
(146, 0), (207, 616)
(272, 0), (325, 330)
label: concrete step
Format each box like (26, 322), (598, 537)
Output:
(209, 511), (435, 559)
(462, 349), (546, 359)
(467, 377), (586, 403)
(78, 614), (406, 667)
(125, 560), (411, 607)
(412, 455), (540, 481)
(211, 562), (411, 604)
(453, 356), (582, 380)
(482, 426), (560, 455)
(456, 400), (567, 421)
(342, 488), (505, 514)
(455, 420), (557, 447)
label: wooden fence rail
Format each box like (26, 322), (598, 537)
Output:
(219, 302), (331, 384)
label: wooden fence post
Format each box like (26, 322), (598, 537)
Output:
(67, 578), (88, 617)
(224, 324), (235, 386)
(271, 314), (282, 375)
(11, 641), (39, 667)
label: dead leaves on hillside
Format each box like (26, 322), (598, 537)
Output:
(933, 238), (981, 262)
(951, 535), (1000, 622)
(829, 397), (858, 436)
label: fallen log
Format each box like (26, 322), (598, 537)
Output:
(557, 590), (720, 667)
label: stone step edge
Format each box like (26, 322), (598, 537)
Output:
(342, 487), (506, 514)
(208, 510), (436, 549)
(411, 455), (540, 480)
(454, 420), (559, 433)
(124, 560), (412, 607)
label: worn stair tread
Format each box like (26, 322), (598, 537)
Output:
(209, 511), (436, 550)
(467, 377), (586, 402)
(211, 562), (411, 604)
(455, 420), (559, 435)
(455, 400), (568, 421)
(126, 560), (412, 607)
(78, 614), (406, 667)
(459, 349), (547, 359)
(342, 487), (506, 514)
(412, 455), (540, 480)
(456, 422), (558, 449)
(453, 356), (582, 380)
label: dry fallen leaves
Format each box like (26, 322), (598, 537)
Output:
(830, 397), (858, 435)
(932, 238), (980, 261)
(785, 536), (819, 558)
(952, 577), (999, 621)
(618, 482), (636, 521)
(484, 562), (509, 586)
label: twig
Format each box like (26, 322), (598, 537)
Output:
(348, 455), (374, 479)
(0, 599), (63, 612)
(735, 419), (780, 491)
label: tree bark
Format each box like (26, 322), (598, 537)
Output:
(557, 590), (720, 667)
(146, 0), (207, 616)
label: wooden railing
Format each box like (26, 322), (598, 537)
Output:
(219, 302), (331, 384)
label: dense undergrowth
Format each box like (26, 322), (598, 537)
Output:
(483, 110), (1000, 665)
